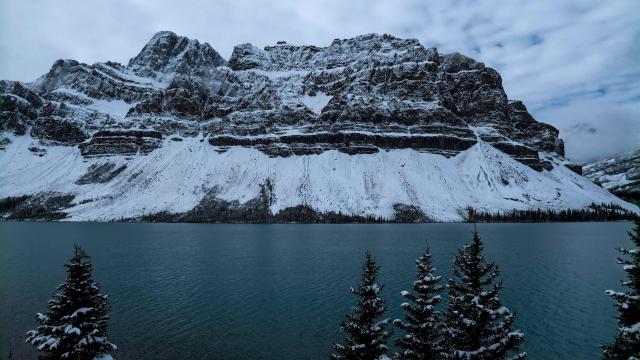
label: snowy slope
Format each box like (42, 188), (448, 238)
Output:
(1, 133), (635, 222)
(582, 150), (640, 204)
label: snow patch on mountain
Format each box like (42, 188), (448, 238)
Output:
(51, 88), (136, 120)
(88, 99), (135, 120)
(302, 92), (332, 114)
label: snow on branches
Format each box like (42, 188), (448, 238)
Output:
(26, 245), (117, 360)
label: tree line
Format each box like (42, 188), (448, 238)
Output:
(16, 219), (640, 359)
(466, 203), (636, 223)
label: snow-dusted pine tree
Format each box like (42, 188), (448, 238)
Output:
(26, 245), (117, 360)
(394, 242), (444, 359)
(331, 251), (391, 360)
(603, 218), (640, 359)
(444, 230), (526, 360)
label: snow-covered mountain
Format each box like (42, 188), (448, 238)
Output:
(0, 31), (636, 221)
(583, 150), (639, 205)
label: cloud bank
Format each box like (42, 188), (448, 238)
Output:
(1, 0), (638, 162)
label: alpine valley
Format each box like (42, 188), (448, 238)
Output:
(0, 31), (637, 222)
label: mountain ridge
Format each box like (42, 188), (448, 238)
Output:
(0, 31), (636, 221)
(583, 150), (640, 205)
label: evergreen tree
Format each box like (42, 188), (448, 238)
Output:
(26, 245), (117, 360)
(394, 242), (444, 359)
(603, 218), (640, 359)
(331, 251), (391, 360)
(444, 229), (526, 359)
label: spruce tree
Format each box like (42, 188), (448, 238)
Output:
(444, 229), (526, 359)
(603, 218), (640, 359)
(26, 245), (117, 360)
(394, 242), (444, 359)
(331, 251), (391, 360)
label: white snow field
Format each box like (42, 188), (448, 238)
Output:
(1, 133), (636, 222)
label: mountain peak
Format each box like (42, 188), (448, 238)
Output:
(127, 31), (226, 77)
(148, 30), (178, 43)
(228, 43), (272, 70)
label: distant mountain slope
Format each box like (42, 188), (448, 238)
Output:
(583, 150), (640, 205)
(0, 31), (636, 221)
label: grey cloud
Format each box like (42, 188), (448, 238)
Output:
(539, 101), (640, 164)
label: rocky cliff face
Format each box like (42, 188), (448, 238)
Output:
(0, 31), (635, 221)
(583, 151), (640, 205)
(2, 32), (563, 166)
(128, 31), (226, 79)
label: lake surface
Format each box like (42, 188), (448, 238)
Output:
(0, 222), (633, 359)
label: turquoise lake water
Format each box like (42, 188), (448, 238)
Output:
(0, 222), (633, 359)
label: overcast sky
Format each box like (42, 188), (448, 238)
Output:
(1, 0), (638, 162)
